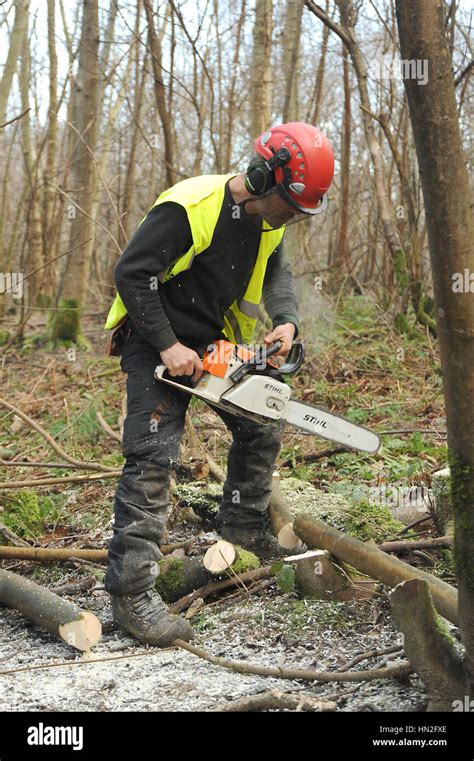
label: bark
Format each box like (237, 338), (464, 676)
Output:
(144, 0), (177, 186)
(0, 0), (30, 124)
(19, 16), (43, 309)
(0, 542), (192, 563)
(308, 0), (330, 125)
(305, 0), (409, 307)
(282, 0), (305, 121)
(334, 37), (351, 277)
(250, 0), (273, 136)
(379, 536), (452, 554)
(395, 0), (474, 681)
(288, 549), (376, 601)
(55, 0), (100, 341)
(293, 513), (458, 625)
(217, 690), (337, 712)
(268, 475), (302, 549)
(0, 569), (101, 651)
(156, 545), (260, 604)
(390, 579), (466, 710)
(42, 0), (60, 295)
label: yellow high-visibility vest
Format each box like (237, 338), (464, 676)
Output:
(104, 174), (285, 344)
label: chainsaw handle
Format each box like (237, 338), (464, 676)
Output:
(161, 367), (202, 389)
(229, 340), (305, 383)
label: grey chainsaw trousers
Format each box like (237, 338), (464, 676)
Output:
(104, 324), (285, 596)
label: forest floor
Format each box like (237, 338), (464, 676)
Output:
(0, 294), (455, 712)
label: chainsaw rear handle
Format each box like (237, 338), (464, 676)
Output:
(229, 341), (305, 383)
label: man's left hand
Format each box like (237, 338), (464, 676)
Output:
(264, 323), (296, 357)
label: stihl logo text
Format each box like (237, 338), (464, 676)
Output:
(303, 413), (327, 428)
(264, 383), (284, 394)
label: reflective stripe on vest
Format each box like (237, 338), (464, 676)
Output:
(104, 174), (285, 344)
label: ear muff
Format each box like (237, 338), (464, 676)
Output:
(244, 157), (275, 195)
(244, 146), (292, 196)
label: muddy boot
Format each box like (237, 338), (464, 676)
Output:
(220, 522), (296, 560)
(111, 589), (193, 647)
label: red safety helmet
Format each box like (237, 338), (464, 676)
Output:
(253, 122), (334, 215)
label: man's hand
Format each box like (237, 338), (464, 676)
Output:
(160, 342), (203, 382)
(263, 323), (296, 357)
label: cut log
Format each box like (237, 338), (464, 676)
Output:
(390, 579), (466, 710)
(0, 569), (101, 651)
(156, 543), (260, 604)
(294, 513), (459, 625)
(285, 550), (376, 601)
(268, 473), (303, 550)
(203, 540), (237, 574)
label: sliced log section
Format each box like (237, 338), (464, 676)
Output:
(0, 569), (102, 651)
(285, 550), (376, 601)
(156, 542), (260, 603)
(294, 513), (458, 625)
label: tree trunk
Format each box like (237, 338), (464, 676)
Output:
(250, 0), (273, 136)
(395, 0), (474, 685)
(53, 0), (100, 343)
(144, 0), (177, 187)
(282, 0), (305, 121)
(0, 0), (30, 124)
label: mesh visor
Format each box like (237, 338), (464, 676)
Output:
(273, 183), (328, 216)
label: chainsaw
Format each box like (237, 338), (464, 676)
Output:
(154, 340), (381, 454)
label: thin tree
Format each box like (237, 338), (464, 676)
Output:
(392, 0), (474, 709)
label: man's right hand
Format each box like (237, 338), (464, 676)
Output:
(160, 342), (203, 382)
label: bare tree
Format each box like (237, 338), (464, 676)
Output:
(250, 0), (273, 136)
(393, 0), (474, 710)
(52, 0), (100, 343)
(0, 0), (30, 124)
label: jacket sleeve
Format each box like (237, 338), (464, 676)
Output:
(262, 241), (300, 338)
(113, 202), (193, 352)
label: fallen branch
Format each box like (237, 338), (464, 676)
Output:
(216, 689), (337, 712)
(0, 569), (101, 652)
(50, 576), (96, 596)
(0, 461), (90, 469)
(0, 541), (192, 563)
(185, 414), (226, 483)
(336, 645), (403, 672)
(0, 523), (31, 548)
(379, 536), (452, 554)
(0, 397), (117, 473)
(293, 513), (459, 625)
(170, 566), (273, 614)
(282, 446), (347, 466)
(0, 471), (122, 488)
(175, 639), (412, 683)
(95, 409), (122, 443)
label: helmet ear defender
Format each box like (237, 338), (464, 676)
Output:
(244, 147), (292, 196)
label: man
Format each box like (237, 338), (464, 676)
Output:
(103, 122), (334, 647)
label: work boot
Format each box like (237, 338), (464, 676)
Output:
(111, 589), (193, 647)
(220, 524), (300, 561)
